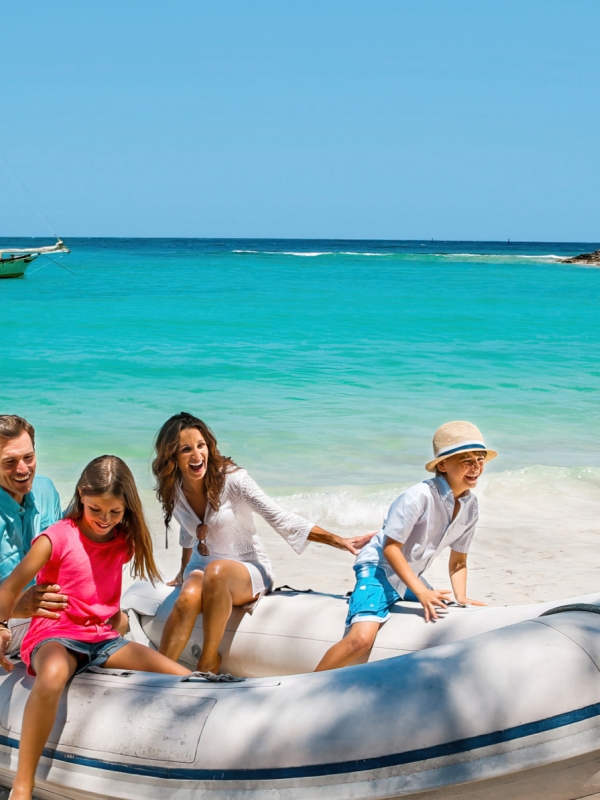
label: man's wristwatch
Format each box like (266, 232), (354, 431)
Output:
(0, 621), (10, 630)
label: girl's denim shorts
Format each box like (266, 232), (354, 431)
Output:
(30, 636), (129, 676)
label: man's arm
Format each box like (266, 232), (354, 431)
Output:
(448, 550), (486, 606)
(383, 538), (451, 622)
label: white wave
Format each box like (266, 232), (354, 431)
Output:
(232, 249), (260, 253)
(271, 465), (600, 534)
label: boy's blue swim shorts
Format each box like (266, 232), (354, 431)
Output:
(346, 564), (402, 627)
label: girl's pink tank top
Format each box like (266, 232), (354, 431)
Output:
(20, 518), (131, 672)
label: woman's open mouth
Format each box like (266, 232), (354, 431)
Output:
(189, 460), (205, 474)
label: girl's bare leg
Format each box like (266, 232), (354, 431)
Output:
(104, 641), (190, 675)
(197, 560), (255, 674)
(158, 571), (204, 662)
(314, 621), (382, 671)
(11, 642), (78, 800)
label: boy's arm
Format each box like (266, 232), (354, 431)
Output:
(0, 536), (53, 672)
(383, 538), (451, 622)
(448, 550), (486, 606)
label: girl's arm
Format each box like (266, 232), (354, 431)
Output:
(383, 538), (451, 622)
(448, 550), (486, 606)
(167, 547), (192, 586)
(0, 536), (53, 671)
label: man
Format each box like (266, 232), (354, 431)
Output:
(0, 415), (67, 653)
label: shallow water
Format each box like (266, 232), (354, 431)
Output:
(1, 237), (599, 522)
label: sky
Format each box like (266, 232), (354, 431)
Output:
(1, 1), (599, 241)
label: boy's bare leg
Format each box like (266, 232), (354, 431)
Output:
(158, 571), (204, 662)
(11, 642), (78, 800)
(315, 621), (382, 672)
(104, 641), (191, 675)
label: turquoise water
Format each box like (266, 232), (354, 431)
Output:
(1, 238), (600, 503)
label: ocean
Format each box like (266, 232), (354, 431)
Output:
(2, 237), (600, 532)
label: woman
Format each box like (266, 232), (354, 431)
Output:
(152, 412), (372, 674)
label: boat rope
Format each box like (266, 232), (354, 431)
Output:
(0, 153), (59, 239)
(274, 584), (314, 594)
(41, 253), (75, 275)
(540, 603), (600, 617)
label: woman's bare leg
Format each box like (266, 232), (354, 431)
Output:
(11, 642), (78, 800)
(104, 641), (190, 675)
(197, 561), (256, 674)
(158, 571), (204, 662)
(314, 621), (382, 671)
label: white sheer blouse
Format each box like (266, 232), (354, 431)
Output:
(173, 468), (313, 586)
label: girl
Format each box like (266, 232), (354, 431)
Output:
(0, 455), (190, 800)
(153, 412), (373, 675)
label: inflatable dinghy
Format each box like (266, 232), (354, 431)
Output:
(2, 585), (600, 799)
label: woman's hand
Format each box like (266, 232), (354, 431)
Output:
(308, 527), (370, 555)
(0, 628), (13, 673)
(349, 531), (377, 551)
(167, 570), (185, 587)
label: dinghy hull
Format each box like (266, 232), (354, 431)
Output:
(2, 601), (600, 798)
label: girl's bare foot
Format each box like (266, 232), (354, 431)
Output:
(10, 785), (33, 800)
(197, 651), (221, 674)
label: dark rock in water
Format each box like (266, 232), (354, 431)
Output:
(561, 249), (600, 265)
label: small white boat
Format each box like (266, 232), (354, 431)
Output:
(0, 239), (70, 279)
(2, 584), (600, 799)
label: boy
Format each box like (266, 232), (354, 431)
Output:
(315, 420), (496, 672)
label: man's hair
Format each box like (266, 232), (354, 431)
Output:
(0, 415), (35, 447)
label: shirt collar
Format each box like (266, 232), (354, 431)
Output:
(0, 485), (32, 519)
(432, 474), (454, 501)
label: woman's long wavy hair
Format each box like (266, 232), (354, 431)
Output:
(152, 412), (237, 531)
(65, 455), (161, 584)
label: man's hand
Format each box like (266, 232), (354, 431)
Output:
(416, 587), (452, 622)
(0, 628), (13, 672)
(12, 584), (68, 620)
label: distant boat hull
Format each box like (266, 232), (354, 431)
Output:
(0, 254), (38, 279)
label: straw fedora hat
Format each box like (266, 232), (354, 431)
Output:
(425, 421), (498, 473)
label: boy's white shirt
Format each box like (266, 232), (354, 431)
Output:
(354, 475), (478, 597)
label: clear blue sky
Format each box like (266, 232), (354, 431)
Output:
(1, 1), (598, 241)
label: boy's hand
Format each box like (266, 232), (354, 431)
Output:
(455, 597), (487, 607)
(0, 628), (13, 672)
(416, 588), (452, 622)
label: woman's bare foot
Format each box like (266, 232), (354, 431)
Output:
(197, 651), (221, 674)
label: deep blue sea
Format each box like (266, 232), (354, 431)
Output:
(2, 237), (599, 524)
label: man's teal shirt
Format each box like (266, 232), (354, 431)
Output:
(0, 476), (62, 583)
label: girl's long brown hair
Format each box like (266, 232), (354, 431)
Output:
(65, 455), (161, 585)
(152, 412), (237, 530)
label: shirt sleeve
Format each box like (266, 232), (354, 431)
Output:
(450, 517), (477, 554)
(236, 471), (313, 554)
(178, 525), (196, 549)
(381, 491), (424, 545)
(51, 485), (63, 525)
